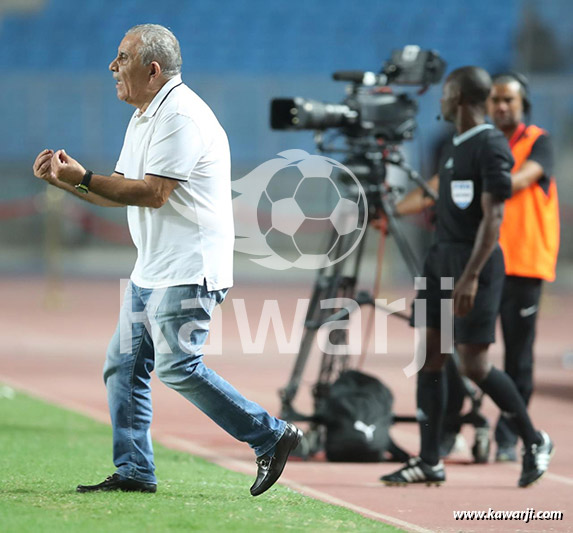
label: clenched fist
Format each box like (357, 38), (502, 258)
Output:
(50, 149), (85, 186)
(33, 149), (58, 185)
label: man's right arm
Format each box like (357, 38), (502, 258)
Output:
(394, 174), (439, 216)
(33, 149), (125, 207)
(511, 134), (553, 193)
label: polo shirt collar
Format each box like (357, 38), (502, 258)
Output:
(139, 74), (183, 118)
(452, 123), (493, 146)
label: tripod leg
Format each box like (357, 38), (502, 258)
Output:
(472, 427), (491, 464)
(279, 226), (357, 420)
(311, 229), (369, 410)
(279, 276), (328, 420)
(381, 196), (422, 278)
(280, 325), (320, 419)
(280, 216), (370, 409)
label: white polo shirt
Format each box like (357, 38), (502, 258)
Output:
(115, 75), (234, 291)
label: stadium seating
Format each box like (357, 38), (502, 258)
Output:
(0, 0), (524, 73)
(2, 0), (568, 164)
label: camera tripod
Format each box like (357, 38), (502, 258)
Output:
(278, 146), (491, 462)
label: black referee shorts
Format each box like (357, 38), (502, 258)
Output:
(410, 242), (505, 345)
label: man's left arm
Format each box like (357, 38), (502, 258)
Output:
(511, 134), (553, 193)
(453, 193), (504, 317)
(453, 132), (513, 317)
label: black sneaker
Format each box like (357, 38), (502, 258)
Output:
(76, 473), (157, 493)
(380, 457), (445, 486)
(519, 431), (554, 488)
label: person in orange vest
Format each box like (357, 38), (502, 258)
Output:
(487, 72), (559, 462)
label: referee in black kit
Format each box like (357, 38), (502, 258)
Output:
(379, 66), (553, 488)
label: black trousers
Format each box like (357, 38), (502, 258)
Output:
(442, 275), (543, 445)
(495, 275), (543, 448)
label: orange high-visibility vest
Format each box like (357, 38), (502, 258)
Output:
(499, 123), (560, 281)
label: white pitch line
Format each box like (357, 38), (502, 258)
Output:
(504, 455), (573, 486)
(0, 376), (110, 424)
(160, 434), (435, 533)
(3, 376), (572, 530)
(544, 472), (573, 486)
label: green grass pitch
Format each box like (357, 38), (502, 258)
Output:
(0, 386), (401, 532)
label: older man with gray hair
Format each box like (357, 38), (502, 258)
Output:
(33, 24), (301, 496)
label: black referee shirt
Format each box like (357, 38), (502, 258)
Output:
(436, 124), (513, 244)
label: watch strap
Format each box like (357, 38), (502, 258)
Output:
(75, 170), (93, 194)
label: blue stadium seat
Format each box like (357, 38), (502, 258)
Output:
(2, 0), (556, 164)
(0, 0), (527, 74)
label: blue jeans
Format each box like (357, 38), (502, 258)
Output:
(103, 281), (286, 484)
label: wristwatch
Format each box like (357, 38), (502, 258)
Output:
(75, 170), (93, 194)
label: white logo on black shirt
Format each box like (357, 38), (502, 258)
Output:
(451, 180), (474, 209)
(444, 157), (454, 170)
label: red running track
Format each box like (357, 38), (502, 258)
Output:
(1, 279), (572, 532)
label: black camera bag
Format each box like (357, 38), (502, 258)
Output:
(321, 370), (404, 462)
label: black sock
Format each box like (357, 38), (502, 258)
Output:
(417, 370), (446, 466)
(478, 367), (540, 447)
(444, 358), (466, 433)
